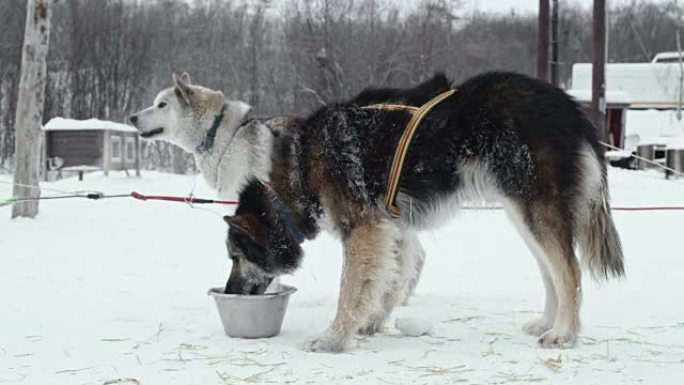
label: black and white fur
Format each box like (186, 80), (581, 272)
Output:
(129, 73), (427, 300)
(224, 72), (625, 352)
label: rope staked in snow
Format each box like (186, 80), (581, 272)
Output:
(599, 141), (684, 178)
(129, 192), (238, 205)
(1, 185), (683, 212)
(2, 140), (684, 212)
(0, 178), (76, 195)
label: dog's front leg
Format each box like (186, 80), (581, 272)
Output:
(303, 219), (399, 353)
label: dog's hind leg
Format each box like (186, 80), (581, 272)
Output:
(397, 231), (426, 306)
(504, 201), (558, 337)
(303, 218), (401, 352)
(524, 201), (582, 348)
(357, 244), (402, 336)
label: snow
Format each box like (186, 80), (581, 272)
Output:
(395, 318), (433, 337)
(625, 110), (684, 149)
(1, 169), (684, 384)
(43, 117), (137, 133)
(566, 89), (631, 105)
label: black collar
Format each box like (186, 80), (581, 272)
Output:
(269, 189), (306, 244)
(196, 105), (227, 153)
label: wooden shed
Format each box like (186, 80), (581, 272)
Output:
(42, 118), (140, 180)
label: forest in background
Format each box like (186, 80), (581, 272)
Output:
(0, 0), (682, 172)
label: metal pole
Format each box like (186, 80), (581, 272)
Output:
(592, 0), (607, 142)
(537, 0), (550, 81)
(550, 0), (560, 86)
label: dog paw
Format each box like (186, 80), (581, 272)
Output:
(301, 335), (347, 353)
(522, 318), (553, 337)
(358, 319), (386, 336)
(357, 325), (378, 336)
(537, 328), (577, 349)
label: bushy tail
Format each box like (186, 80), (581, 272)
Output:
(579, 182), (625, 280)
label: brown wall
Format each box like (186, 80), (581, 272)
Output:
(45, 130), (102, 167)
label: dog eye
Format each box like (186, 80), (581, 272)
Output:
(157, 102), (167, 108)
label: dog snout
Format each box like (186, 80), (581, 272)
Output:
(129, 115), (138, 125)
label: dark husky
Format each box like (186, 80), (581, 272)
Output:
(223, 72), (624, 352)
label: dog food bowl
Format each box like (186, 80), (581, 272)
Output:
(208, 285), (297, 338)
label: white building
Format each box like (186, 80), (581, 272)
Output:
(568, 61), (684, 151)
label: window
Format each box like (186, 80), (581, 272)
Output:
(111, 136), (122, 162)
(125, 137), (136, 163)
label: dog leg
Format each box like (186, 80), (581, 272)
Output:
(358, 237), (406, 335)
(523, 260), (558, 336)
(536, 240), (581, 348)
(304, 219), (399, 352)
(357, 289), (395, 336)
(528, 204), (582, 349)
(396, 231), (426, 306)
(504, 202), (558, 336)
(357, 229), (424, 335)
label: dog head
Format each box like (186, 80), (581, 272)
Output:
(129, 73), (246, 152)
(222, 181), (305, 295)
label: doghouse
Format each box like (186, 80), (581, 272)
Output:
(42, 118), (140, 180)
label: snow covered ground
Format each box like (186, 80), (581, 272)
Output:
(1, 169), (683, 384)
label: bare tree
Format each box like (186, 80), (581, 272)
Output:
(0, 0), (27, 168)
(12, 0), (52, 218)
(1, 0), (681, 175)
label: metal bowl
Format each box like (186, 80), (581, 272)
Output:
(208, 284), (297, 338)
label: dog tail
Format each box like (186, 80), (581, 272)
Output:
(578, 170), (625, 281)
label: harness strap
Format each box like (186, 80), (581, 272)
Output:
(363, 89), (456, 218)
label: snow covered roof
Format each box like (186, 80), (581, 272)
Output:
(566, 89), (632, 105)
(651, 52), (684, 63)
(43, 117), (137, 133)
(571, 63), (682, 109)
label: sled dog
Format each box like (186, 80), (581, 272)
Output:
(222, 72), (625, 352)
(128, 73), (280, 200)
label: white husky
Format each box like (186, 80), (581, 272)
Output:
(129, 73), (277, 200)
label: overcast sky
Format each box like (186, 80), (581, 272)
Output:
(465, 0), (672, 14)
(263, 0), (675, 17)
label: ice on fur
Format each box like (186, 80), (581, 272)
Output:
(223, 72), (624, 353)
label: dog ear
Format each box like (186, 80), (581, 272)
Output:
(179, 72), (191, 84)
(264, 116), (297, 138)
(172, 73), (193, 106)
(224, 214), (262, 243)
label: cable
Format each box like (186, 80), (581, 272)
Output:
(0, 178), (77, 195)
(599, 141), (684, 178)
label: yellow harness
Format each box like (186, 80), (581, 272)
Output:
(362, 89), (456, 218)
